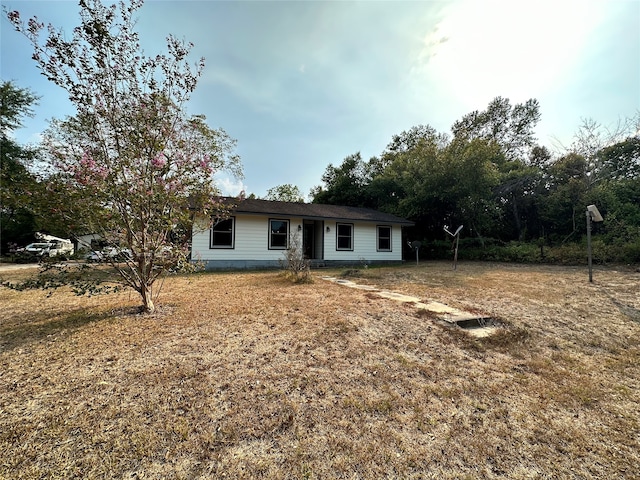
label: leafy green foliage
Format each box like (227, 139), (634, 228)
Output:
(0, 81), (40, 254)
(311, 152), (374, 207)
(265, 184), (305, 203)
(452, 96), (541, 161)
(0, 80), (38, 131)
(310, 97), (639, 262)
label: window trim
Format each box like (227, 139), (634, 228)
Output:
(210, 216), (235, 249)
(336, 222), (354, 251)
(268, 218), (289, 250)
(377, 225), (392, 252)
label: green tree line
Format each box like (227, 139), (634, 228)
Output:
(311, 97), (640, 263)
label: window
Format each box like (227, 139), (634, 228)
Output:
(336, 223), (353, 251)
(377, 225), (392, 251)
(269, 219), (289, 249)
(210, 217), (235, 248)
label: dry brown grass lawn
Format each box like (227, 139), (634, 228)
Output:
(1, 261), (639, 479)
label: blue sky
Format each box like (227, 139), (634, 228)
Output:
(2, 0), (639, 199)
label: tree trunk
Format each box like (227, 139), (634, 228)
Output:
(140, 284), (155, 314)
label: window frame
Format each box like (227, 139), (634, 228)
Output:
(336, 222), (354, 251)
(268, 218), (289, 250)
(377, 225), (392, 252)
(210, 216), (235, 249)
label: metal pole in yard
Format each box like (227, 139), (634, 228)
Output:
(411, 241), (422, 266)
(453, 234), (460, 270)
(587, 209), (593, 283)
(585, 205), (603, 283)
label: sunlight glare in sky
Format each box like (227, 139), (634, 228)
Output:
(411, 0), (605, 109)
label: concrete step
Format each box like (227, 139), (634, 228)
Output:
(440, 313), (494, 328)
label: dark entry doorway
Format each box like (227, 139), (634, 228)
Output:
(303, 223), (314, 259)
(302, 220), (323, 260)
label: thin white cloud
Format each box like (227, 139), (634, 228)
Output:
(213, 172), (247, 198)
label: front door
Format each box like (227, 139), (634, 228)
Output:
(303, 223), (314, 259)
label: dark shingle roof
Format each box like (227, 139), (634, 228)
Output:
(230, 198), (414, 225)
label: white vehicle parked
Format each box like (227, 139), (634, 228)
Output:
(20, 233), (74, 258)
(23, 242), (56, 256)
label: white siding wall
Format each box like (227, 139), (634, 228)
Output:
(192, 216), (404, 263)
(323, 222), (402, 262)
(193, 215), (303, 262)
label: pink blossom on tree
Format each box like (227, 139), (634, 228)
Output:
(7, 0), (242, 313)
(151, 153), (167, 169)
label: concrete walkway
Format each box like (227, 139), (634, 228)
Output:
(321, 276), (496, 337)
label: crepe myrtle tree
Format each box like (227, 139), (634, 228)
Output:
(6, 0), (242, 313)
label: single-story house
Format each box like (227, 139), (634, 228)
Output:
(191, 198), (414, 270)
